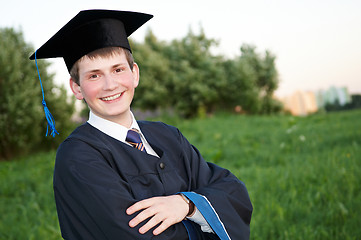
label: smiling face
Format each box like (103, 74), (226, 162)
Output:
(70, 49), (139, 127)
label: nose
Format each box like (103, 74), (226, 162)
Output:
(103, 74), (118, 90)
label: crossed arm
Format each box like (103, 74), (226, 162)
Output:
(127, 194), (194, 235)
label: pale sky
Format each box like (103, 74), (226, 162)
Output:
(1, 0), (360, 97)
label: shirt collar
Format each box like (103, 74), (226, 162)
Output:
(87, 111), (143, 143)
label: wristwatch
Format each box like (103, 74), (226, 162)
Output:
(179, 193), (194, 216)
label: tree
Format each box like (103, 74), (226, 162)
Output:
(132, 28), (225, 118)
(129, 29), (281, 117)
(130, 31), (171, 111)
(164, 28), (225, 117)
(220, 58), (261, 113)
(0, 28), (74, 160)
(222, 44), (281, 114)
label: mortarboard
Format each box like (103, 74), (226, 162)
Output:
(29, 9), (153, 137)
(30, 9), (153, 71)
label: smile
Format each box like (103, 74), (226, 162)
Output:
(101, 93), (122, 101)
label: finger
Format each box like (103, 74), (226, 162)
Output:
(139, 214), (165, 234)
(126, 198), (154, 215)
(129, 205), (158, 228)
(153, 219), (173, 235)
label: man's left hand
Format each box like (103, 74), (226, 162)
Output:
(126, 195), (189, 235)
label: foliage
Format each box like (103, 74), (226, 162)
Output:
(326, 94), (361, 112)
(163, 29), (225, 117)
(130, 31), (172, 111)
(0, 28), (75, 160)
(1, 109), (360, 239)
(131, 28), (281, 118)
(221, 44), (281, 114)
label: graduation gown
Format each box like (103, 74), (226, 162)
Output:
(54, 121), (252, 239)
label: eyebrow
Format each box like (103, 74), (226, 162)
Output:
(83, 63), (127, 75)
(111, 63), (127, 69)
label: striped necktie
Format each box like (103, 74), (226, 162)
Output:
(126, 128), (147, 153)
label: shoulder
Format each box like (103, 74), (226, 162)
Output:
(56, 123), (111, 160)
(55, 123), (120, 177)
(137, 120), (180, 137)
(137, 121), (195, 150)
(137, 120), (175, 129)
(66, 123), (100, 140)
(63, 122), (116, 145)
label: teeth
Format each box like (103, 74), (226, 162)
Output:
(101, 93), (121, 101)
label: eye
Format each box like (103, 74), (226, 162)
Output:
(115, 67), (124, 73)
(89, 74), (100, 79)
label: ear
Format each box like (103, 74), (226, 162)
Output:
(132, 63), (140, 88)
(69, 78), (84, 100)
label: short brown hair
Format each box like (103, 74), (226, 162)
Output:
(70, 47), (134, 85)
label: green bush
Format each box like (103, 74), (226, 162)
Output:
(0, 28), (75, 160)
(131, 29), (281, 117)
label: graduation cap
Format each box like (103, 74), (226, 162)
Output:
(30, 9), (153, 71)
(29, 9), (153, 137)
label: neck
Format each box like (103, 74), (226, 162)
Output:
(112, 111), (133, 128)
(90, 110), (133, 129)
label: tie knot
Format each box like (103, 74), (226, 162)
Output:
(126, 128), (146, 152)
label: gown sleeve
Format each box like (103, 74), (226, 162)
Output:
(54, 137), (201, 240)
(175, 128), (253, 240)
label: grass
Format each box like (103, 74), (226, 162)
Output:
(0, 151), (61, 240)
(1, 109), (360, 239)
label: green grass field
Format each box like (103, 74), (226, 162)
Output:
(1, 109), (360, 239)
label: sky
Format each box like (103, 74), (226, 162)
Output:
(1, 0), (360, 97)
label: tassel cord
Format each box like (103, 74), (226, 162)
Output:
(35, 50), (59, 137)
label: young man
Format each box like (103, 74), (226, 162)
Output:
(30, 10), (252, 240)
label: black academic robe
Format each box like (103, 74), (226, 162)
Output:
(54, 121), (252, 240)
